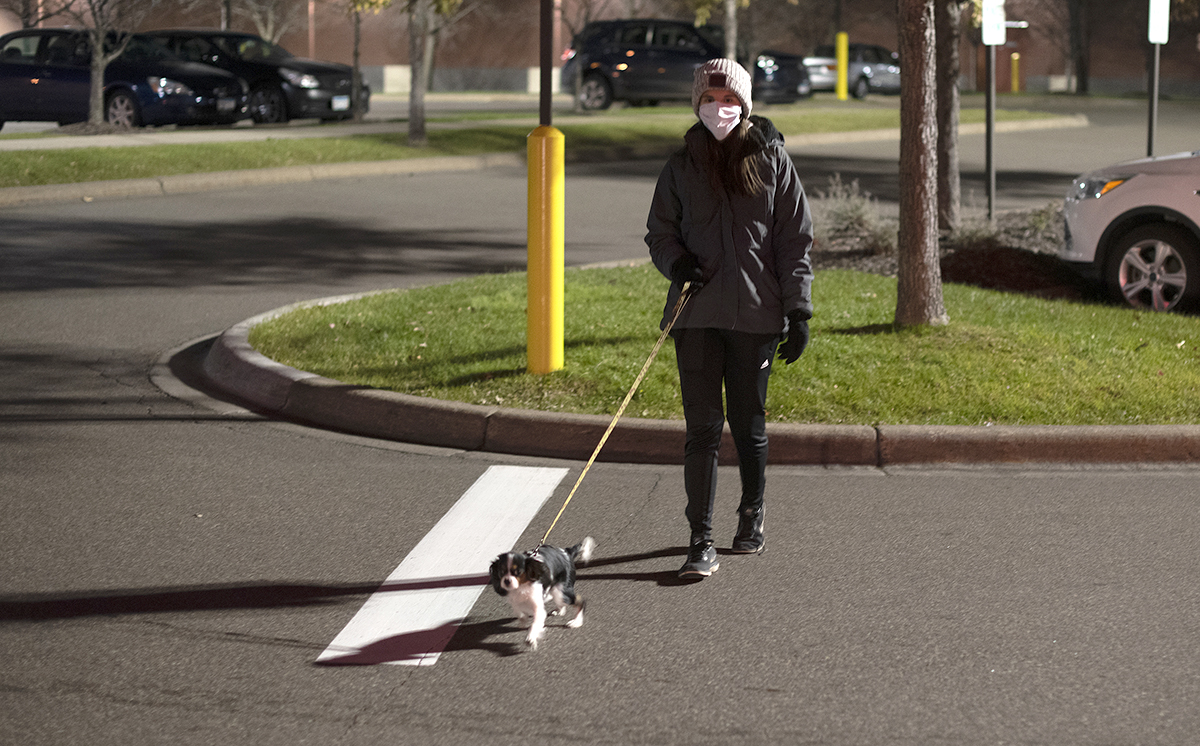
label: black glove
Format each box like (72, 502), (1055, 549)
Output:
(670, 253), (705, 290)
(777, 311), (810, 364)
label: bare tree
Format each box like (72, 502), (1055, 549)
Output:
(935, 0), (967, 232)
(235, 0), (309, 42)
(0, 0), (74, 28)
(895, 0), (947, 327)
(175, 0), (234, 29)
(63, 0), (161, 126)
(1009, 0), (1073, 89)
(420, 0), (476, 94)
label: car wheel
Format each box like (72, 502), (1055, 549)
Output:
(1105, 224), (1200, 312)
(250, 86), (289, 124)
(578, 74), (613, 111)
(105, 91), (141, 128)
(852, 77), (870, 99)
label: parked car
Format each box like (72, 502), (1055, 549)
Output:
(560, 19), (811, 111)
(1061, 150), (1200, 312)
(803, 43), (900, 99)
(144, 30), (366, 124)
(0, 28), (248, 129)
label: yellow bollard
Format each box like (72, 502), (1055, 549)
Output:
(1010, 52), (1020, 93)
(526, 125), (565, 375)
(835, 32), (849, 101)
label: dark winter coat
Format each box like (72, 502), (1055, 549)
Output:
(645, 116), (814, 334)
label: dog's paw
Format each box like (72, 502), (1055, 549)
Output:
(524, 636), (539, 651)
(566, 615), (584, 629)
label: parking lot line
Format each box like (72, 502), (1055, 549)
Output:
(315, 465), (569, 666)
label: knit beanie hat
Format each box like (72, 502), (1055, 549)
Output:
(692, 58), (752, 118)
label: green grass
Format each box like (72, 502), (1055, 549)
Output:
(0, 107), (1053, 189)
(248, 264), (1200, 426)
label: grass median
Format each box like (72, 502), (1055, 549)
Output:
(248, 263), (1200, 427)
(0, 106), (1055, 189)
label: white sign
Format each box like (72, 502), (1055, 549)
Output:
(1149, 0), (1170, 45)
(982, 0), (1006, 47)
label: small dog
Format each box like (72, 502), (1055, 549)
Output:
(488, 537), (595, 650)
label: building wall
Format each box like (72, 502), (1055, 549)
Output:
(4, 0), (1197, 96)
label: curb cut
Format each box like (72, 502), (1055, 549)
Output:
(199, 293), (1200, 466)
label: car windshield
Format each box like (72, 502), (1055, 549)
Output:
(219, 36), (294, 62)
(120, 35), (178, 62)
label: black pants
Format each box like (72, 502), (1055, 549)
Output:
(673, 327), (779, 542)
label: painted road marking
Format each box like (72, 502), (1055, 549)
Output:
(316, 465), (569, 667)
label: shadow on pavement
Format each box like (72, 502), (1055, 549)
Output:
(0, 216), (528, 292)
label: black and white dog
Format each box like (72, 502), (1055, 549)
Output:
(488, 537), (595, 650)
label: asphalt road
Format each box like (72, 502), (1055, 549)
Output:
(3, 96), (1200, 745)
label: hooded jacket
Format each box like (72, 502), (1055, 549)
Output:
(645, 115), (813, 334)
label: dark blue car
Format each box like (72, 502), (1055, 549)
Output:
(0, 28), (248, 129)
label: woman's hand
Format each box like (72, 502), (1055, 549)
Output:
(670, 254), (706, 289)
(777, 312), (810, 364)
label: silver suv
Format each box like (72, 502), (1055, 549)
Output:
(803, 43), (900, 99)
(1061, 150), (1200, 312)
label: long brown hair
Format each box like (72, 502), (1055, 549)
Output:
(698, 119), (766, 197)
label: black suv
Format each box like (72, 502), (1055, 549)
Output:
(561, 19), (811, 110)
(145, 30), (367, 124)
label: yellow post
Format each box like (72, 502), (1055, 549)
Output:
(835, 32), (849, 101)
(1010, 52), (1020, 93)
(527, 125), (565, 375)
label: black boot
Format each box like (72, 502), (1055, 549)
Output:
(731, 505), (765, 554)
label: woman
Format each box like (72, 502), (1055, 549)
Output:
(645, 58), (814, 579)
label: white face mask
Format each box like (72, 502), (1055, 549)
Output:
(698, 101), (742, 141)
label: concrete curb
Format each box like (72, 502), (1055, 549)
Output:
(199, 294), (1200, 466)
(0, 153), (524, 208)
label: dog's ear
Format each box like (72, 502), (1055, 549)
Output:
(524, 556), (544, 580)
(488, 557), (507, 593)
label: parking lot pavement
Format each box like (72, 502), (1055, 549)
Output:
(4, 129), (1200, 744)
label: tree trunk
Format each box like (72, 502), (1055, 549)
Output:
(351, 8), (364, 122)
(895, 0), (948, 328)
(1068, 0), (1090, 94)
(88, 35), (106, 125)
(935, 0), (962, 233)
(723, 0), (737, 60)
(422, 25), (437, 94)
(408, 0), (428, 146)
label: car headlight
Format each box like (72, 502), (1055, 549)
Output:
(148, 77), (193, 97)
(280, 67), (320, 89)
(1069, 176), (1128, 201)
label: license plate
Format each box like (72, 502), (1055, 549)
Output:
(217, 97), (236, 112)
(331, 95), (350, 111)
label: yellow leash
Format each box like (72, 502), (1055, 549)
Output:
(534, 282), (696, 551)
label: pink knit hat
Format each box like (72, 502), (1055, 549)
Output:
(692, 58), (752, 118)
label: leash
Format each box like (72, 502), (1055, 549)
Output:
(532, 281), (697, 554)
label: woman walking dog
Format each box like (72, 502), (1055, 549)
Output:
(645, 58), (815, 579)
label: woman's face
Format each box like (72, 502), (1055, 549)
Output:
(699, 88), (740, 107)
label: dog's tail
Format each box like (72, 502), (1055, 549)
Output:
(568, 536), (596, 567)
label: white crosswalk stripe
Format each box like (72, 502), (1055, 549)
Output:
(316, 465), (569, 666)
